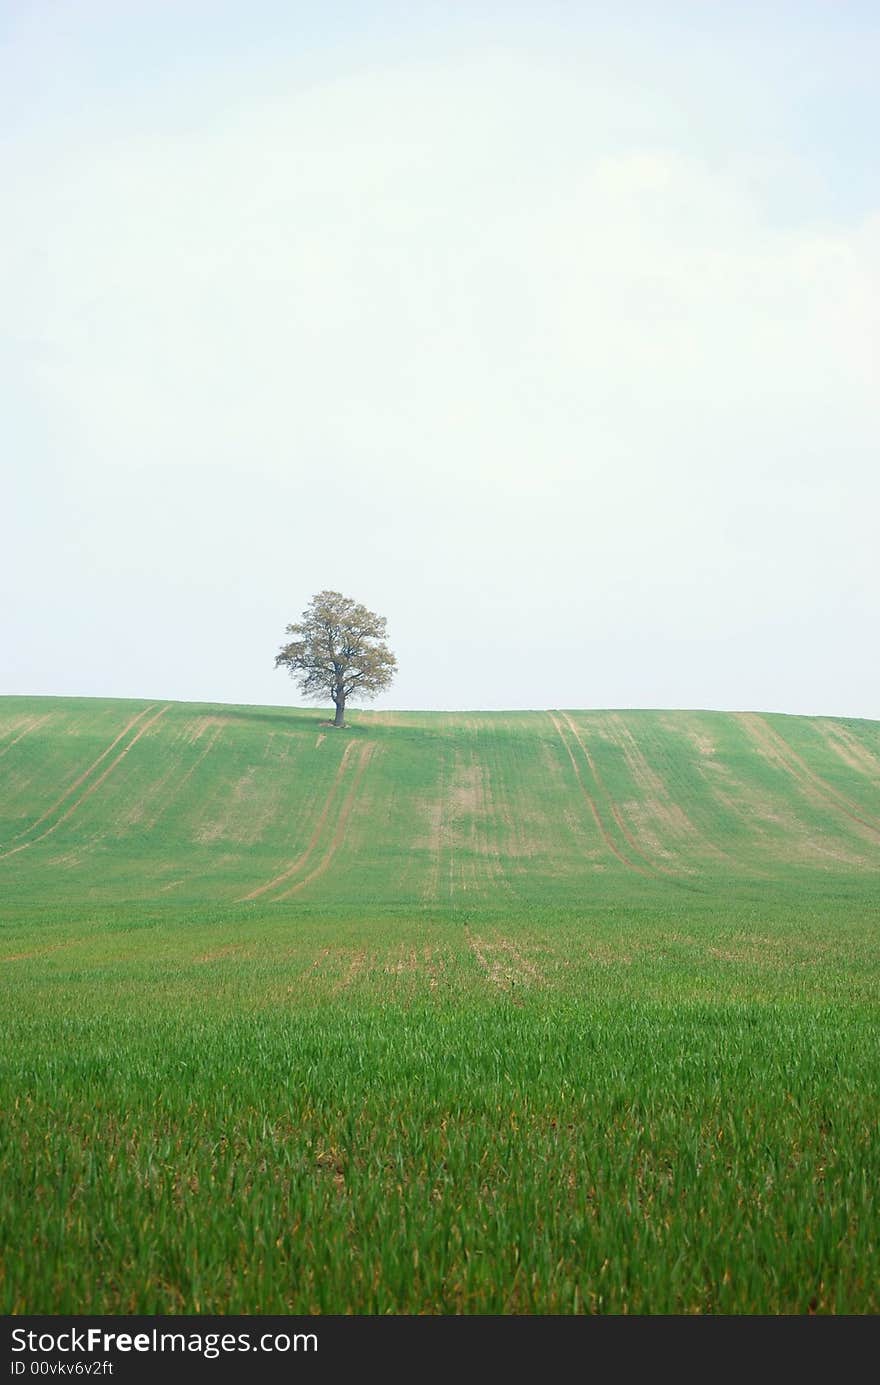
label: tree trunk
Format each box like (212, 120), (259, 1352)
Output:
(333, 690), (346, 727)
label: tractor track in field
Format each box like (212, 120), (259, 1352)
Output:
(126, 720), (226, 834)
(420, 754), (446, 906)
(11, 705), (158, 839)
(1, 939), (82, 963)
(450, 737), (517, 901)
(548, 711), (688, 885)
(239, 739), (372, 902)
(738, 713), (880, 843)
(0, 713), (53, 760)
(420, 740), (518, 906)
(0, 705), (171, 863)
(559, 712), (686, 880)
(601, 712), (744, 872)
(274, 743), (376, 899)
(819, 722), (880, 782)
(548, 711), (652, 877)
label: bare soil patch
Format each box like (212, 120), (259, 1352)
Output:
(332, 949), (368, 994)
(467, 932), (544, 989)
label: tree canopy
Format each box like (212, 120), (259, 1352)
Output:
(274, 591), (397, 727)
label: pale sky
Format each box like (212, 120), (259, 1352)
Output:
(3, 2), (878, 716)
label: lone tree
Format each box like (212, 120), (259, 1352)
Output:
(275, 591), (397, 728)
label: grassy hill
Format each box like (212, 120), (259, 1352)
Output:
(2, 696), (880, 913)
(1, 697), (879, 1314)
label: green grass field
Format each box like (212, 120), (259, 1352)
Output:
(1, 696), (879, 1312)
